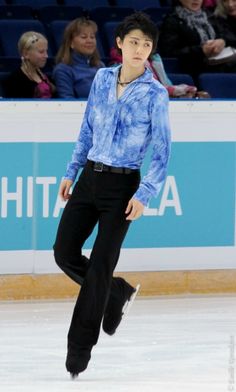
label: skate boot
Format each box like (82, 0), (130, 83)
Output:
(103, 279), (140, 336)
(66, 344), (92, 378)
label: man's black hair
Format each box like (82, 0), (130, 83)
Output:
(115, 12), (158, 55)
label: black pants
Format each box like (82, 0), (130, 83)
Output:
(54, 162), (140, 350)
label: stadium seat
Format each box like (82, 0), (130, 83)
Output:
(38, 5), (83, 24)
(0, 56), (21, 72)
(62, 0), (109, 8)
(143, 7), (171, 23)
(167, 73), (195, 86)
(103, 21), (119, 53)
(115, 0), (160, 8)
(0, 5), (34, 19)
(162, 57), (182, 73)
(8, 0), (58, 6)
(198, 73), (236, 98)
(49, 20), (70, 53)
(89, 6), (134, 30)
(0, 71), (10, 98)
(0, 19), (51, 57)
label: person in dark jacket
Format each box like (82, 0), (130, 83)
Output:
(210, 0), (236, 48)
(158, 0), (236, 81)
(53, 18), (104, 99)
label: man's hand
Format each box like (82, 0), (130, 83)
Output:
(59, 179), (73, 201)
(125, 198), (144, 221)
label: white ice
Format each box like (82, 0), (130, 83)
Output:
(0, 295), (235, 392)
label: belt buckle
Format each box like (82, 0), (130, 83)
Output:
(94, 162), (104, 172)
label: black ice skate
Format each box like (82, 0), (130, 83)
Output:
(66, 344), (92, 379)
(103, 282), (140, 336)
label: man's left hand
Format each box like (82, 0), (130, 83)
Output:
(125, 198), (144, 221)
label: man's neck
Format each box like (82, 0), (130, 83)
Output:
(119, 64), (145, 83)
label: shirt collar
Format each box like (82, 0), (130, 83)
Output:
(109, 64), (153, 84)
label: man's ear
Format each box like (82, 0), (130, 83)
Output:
(116, 37), (122, 50)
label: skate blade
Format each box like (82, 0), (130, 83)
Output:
(70, 372), (79, 379)
(122, 284), (140, 317)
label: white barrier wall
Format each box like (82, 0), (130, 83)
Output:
(0, 100), (236, 274)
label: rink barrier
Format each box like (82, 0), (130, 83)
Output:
(1, 270), (236, 300)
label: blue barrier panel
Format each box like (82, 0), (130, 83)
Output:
(0, 141), (235, 251)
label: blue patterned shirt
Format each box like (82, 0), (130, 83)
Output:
(65, 65), (171, 206)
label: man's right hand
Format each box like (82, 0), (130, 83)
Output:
(59, 179), (73, 201)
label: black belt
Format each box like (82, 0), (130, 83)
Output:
(87, 160), (138, 174)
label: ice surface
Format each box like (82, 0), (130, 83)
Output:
(0, 295), (235, 392)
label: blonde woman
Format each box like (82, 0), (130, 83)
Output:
(4, 31), (54, 98)
(211, 0), (236, 49)
(53, 18), (104, 99)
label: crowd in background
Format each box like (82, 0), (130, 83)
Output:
(1, 0), (236, 99)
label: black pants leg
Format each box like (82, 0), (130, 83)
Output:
(54, 163), (140, 352)
(54, 169), (98, 285)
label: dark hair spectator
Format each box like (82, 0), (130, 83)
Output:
(53, 18), (104, 99)
(3, 31), (55, 98)
(158, 0), (236, 82)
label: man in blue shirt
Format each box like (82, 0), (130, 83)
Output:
(54, 12), (171, 378)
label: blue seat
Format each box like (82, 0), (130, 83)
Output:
(38, 6), (83, 24)
(0, 56), (21, 72)
(49, 20), (70, 53)
(89, 6), (134, 29)
(198, 73), (236, 98)
(49, 20), (105, 59)
(134, 0), (161, 9)
(143, 7), (171, 23)
(162, 57), (182, 73)
(0, 5), (34, 19)
(0, 20), (50, 57)
(167, 73), (195, 86)
(103, 21), (119, 54)
(0, 71), (10, 98)
(63, 0), (109, 8)
(9, 0), (58, 7)
(115, 0), (160, 8)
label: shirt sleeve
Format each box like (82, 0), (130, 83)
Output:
(64, 75), (97, 182)
(133, 87), (171, 206)
(53, 64), (75, 99)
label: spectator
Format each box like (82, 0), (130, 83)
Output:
(110, 47), (209, 98)
(158, 0), (236, 81)
(4, 31), (55, 98)
(53, 18), (104, 99)
(211, 0), (236, 48)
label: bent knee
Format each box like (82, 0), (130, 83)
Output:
(53, 245), (67, 269)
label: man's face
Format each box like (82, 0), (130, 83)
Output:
(116, 29), (153, 69)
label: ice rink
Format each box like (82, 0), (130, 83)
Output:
(0, 295), (235, 392)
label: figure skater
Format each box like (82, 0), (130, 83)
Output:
(54, 12), (171, 378)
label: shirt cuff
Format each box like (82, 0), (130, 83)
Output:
(133, 185), (153, 206)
